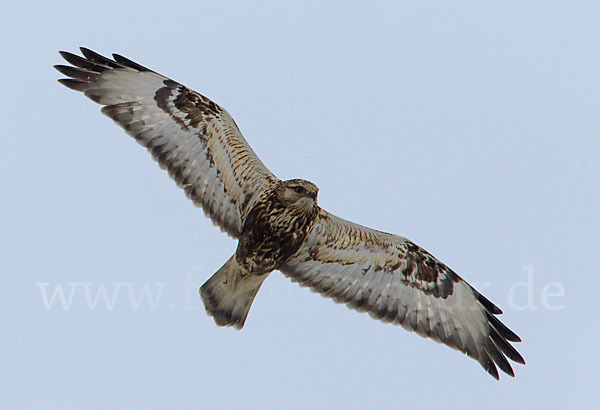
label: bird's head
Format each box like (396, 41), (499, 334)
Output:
(277, 179), (319, 213)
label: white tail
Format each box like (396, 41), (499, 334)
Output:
(200, 255), (268, 329)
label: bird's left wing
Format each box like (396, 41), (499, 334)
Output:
(55, 48), (278, 238)
(280, 209), (525, 379)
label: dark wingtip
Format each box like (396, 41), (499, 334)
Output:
(489, 328), (526, 365)
(486, 338), (515, 377)
(58, 50), (98, 70)
(486, 311), (521, 343)
(477, 291), (503, 315)
(79, 47), (121, 68)
(57, 78), (88, 91)
(486, 361), (500, 380)
(54, 64), (98, 81)
(79, 46), (95, 57)
(113, 53), (151, 72)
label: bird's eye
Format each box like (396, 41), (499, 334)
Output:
(293, 186), (306, 194)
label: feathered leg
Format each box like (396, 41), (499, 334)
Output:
(200, 255), (268, 329)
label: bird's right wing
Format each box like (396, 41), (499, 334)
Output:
(55, 48), (278, 238)
(280, 209), (524, 379)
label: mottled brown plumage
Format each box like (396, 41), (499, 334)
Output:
(237, 179), (319, 274)
(55, 48), (524, 379)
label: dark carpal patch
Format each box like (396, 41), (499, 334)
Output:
(400, 241), (459, 298)
(154, 79), (223, 131)
(154, 81), (188, 130)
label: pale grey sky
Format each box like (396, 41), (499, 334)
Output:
(2, 1), (598, 409)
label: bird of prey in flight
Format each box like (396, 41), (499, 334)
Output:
(55, 48), (525, 379)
